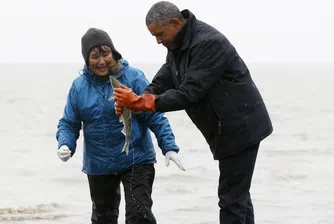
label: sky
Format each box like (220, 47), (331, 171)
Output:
(0, 0), (333, 63)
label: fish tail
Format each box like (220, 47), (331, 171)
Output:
(122, 141), (130, 156)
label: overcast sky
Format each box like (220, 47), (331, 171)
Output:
(1, 0), (333, 63)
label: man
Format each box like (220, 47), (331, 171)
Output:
(114, 1), (273, 223)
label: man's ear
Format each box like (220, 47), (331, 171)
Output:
(170, 18), (181, 26)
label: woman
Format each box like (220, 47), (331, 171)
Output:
(56, 28), (184, 224)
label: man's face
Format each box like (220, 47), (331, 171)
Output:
(147, 18), (182, 50)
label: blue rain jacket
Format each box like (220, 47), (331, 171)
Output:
(56, 59), (179, 174)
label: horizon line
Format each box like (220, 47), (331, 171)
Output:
(1, 61), (334, 64)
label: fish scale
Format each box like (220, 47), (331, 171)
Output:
(108, 76), (132, 155)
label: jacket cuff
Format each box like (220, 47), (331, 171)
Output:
(162, 148), (179, 156)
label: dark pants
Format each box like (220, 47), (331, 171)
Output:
(218, 143), (260, 224)
(87, 164), (156, 224)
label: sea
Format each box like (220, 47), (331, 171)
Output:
(0, 62), (333, 223)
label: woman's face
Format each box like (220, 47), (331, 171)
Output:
(88, 45), (116, 76)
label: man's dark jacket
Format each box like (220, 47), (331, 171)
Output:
(144, 10), (273, 159)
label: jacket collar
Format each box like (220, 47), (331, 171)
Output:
(178, 9), (197, 51)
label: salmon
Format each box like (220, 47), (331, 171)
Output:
(109, 76), (132, 155)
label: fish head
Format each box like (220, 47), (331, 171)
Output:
(109, 76), (121, 88)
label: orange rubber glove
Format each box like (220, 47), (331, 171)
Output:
(114, 85), (156, 112)
(114, 101), (124, 115)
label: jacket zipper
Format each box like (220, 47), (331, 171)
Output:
(102, 84), (109, 102)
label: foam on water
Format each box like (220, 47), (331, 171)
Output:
(0, 203), (68, 221)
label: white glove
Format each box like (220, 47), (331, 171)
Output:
(165, 151), (186, 171)
(57, 145), (72, 162)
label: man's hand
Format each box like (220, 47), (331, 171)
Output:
(115, 99), (143, 115)
(114, 101), (124, 115)
(114, 85), (156, 112)
(113, 85), (140, 109)
(165, 151), (186, 171)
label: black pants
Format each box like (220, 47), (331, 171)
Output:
(218, 143), (260, 224)
(87, 164), (156, 224)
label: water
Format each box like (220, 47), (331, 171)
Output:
(0, 62), (333, 223)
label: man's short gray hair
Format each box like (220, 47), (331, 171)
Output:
(145, 1), (183, 26)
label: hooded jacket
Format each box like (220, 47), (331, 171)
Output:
(144, 10), (273, 159)
(57, 59), (179, 174)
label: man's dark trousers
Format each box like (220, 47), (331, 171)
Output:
(218, 143), (260, 224)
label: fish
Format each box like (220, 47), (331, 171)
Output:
(108, 76), (132, 155)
